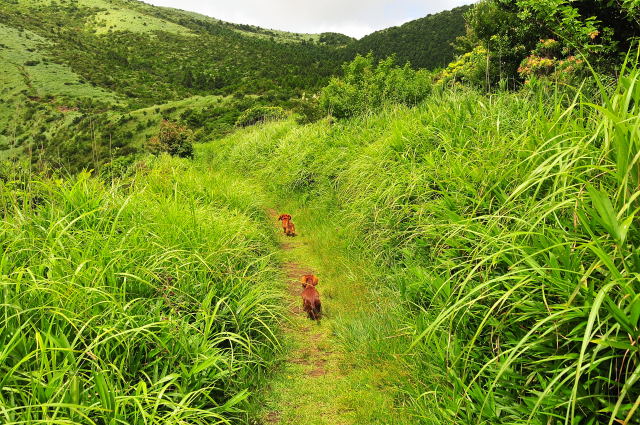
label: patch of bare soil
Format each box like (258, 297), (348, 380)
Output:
(279, 242), (296, 250)
(308, 368), (327, 377)
(264, 411), (281, 424)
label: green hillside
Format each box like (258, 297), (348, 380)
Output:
(0, 0), (473, 171)
(0, 0), (344, 106)
(350, 5), (471, 69)
(0, 0), (348, 168)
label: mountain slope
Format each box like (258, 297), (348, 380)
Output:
(350, 5), (471, 69)
(0, 0), (471, 170)
(0, 0), (348, 166)
(0, 0), (344, 107)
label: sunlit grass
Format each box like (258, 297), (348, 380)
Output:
(0, 155), (282, 424)
(203, 64), (640, 424)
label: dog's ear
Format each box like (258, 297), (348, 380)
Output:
(278, 215), (284, 221)
(311, 276), (319, 286)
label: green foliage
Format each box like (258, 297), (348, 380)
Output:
(437, 45), (490, 88)
(0, 0), (350, 166)
(517, 38), (590, 85)
(320, 54), (431, 118)
(235, 106), (288, 127)
(146, 120), (194, 158)
(4, 2), (640, 423)
(0, 0), (344, 107)
(510, 0), (631, 59)
(100, 153), (138, 180)
(453, 0), (640, 87)
(290, 97), (325, 124)
(0, 0), (473, 170)
(0, 155), (281, 424)
(318, 32), (355, 47)
(350, 6), (471, 70)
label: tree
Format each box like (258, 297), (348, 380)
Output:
(454, 0), (640, 85)
(146, 120), (194, 158)
(320, 54), (431, 118)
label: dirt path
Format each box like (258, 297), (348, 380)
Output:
(258, 209), (412, 425)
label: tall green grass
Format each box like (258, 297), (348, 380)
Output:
(203, 64), (640, 424)
(0, 155), (282, 424)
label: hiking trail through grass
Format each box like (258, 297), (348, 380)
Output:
(256, 208), (413, 425)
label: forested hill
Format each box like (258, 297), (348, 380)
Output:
(1, 0), (470, 110)
(0, 0), (346, 109)
(0, 0), (349, 166)
(350, 5), (472, 69)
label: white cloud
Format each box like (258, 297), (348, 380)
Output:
(144, 0), (473, 38)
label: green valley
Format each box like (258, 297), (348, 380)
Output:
(0, 0), (470, 171)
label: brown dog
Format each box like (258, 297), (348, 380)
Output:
(285, 220), (296, 237)
(300, 274), (319, 286)
(278, 214), (292, 234)
(300, 275), (321, 320)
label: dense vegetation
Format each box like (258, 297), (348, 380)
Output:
(0, 157), (281, 424)
(319, 53), (432, 118)
(0, 0), (346, 169)
(4, 0), (640, 423)
(0, 0), (341, 105)
(349, 5), (471, 69)
(443, 0), (640, 88)
(193, 4), (640, 418)
(204, 59), (640, 423)
(0, 0), (470, 172)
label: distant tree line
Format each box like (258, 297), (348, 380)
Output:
(349, 6), (471, 70)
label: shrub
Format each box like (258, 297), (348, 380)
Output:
(319, 53), (432, 119)
(517, 39), (590, 85)
(436, 45), (489, 88)
(100, 154), (138, 180)
(146, 120), (194, 158)
(291, 97), (325, 124)
(235, 105), (287, 127)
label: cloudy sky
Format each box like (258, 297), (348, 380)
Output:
(145, 0), (473, 39)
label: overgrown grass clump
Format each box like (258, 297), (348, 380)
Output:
(203, 63), (640, 423)
(0, 156), (281, 424)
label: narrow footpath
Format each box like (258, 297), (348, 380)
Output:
(258, 208), (412, 425)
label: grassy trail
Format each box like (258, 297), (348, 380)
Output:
(256, 207), (413, 425)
